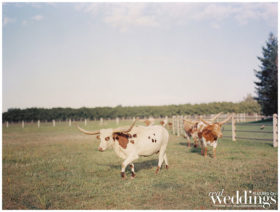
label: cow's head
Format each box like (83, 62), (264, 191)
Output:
(200, 115), (232, 138)
(183, 119), (198, 131)
(77, 119), (137, 152)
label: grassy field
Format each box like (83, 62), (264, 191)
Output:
(2, 119), (278, 209)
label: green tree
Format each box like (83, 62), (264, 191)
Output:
(254, 33), (278, 115)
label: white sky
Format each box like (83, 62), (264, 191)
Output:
(2, 2), (278, 112)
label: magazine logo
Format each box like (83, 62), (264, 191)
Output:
(209, 189), (277, 208)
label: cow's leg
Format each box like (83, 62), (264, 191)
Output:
(156, 145), (167, 174)
(163, 153), (169, 169)
(213, 148), (216, 158)
(200, 140), (204, 155)
(129, 163), (136, 179)
(193, 137), (198, 148)
(186, 135), (191, 147)
(121, 155), (139, 179)
(204, 147), (208, 157)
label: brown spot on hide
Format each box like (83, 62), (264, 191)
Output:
(160, 121), (164, 125)
(198, 132), (202, 139)
(152, 139), (154, 142)
(96, 135), (100, 139)
(148, 136), (151, 139)
(133, 134), (137, 138)
(130, 140), (134, 144)
(153, 133), (155, 136)
(129, 164), (133, 168)
(128, 134), (132, 138)
(156, 150), (159, 154)
(105, 136), (110, 141)
(201, 125), (218, 142)
(113, 132), (129, 149)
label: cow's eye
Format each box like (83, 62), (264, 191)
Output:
(105, 137), (110, 141)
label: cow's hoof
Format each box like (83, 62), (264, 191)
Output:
(155, 166), (160, 174)
(166, 165), (169, 170)
(131, 172), (136, 179)
(121, 172), (126, 179)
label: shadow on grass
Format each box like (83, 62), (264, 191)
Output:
(265, 143), (273, 147)
(96, 159), (158, 172)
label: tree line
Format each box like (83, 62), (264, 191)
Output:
(3, 99), (261, 122)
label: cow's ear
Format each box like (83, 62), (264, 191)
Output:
(96, 135), (100, 139)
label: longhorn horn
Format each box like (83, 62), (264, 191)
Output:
(183, 119), (195, 124)
(113, 118), (138, 133)
(219, 115), (232, 125)
(77, 125), (100, 135)
(210, 112), (222, 122)
(200, 118), (211, 125)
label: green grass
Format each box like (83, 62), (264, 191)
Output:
(2, 120), (278, 209)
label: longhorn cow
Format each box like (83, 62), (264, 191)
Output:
(183, 113), (222, 148)
(77, 119), (169, 178)
(198, 115), (232, 158)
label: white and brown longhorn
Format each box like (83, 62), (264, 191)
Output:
(183, 113), (222, 148)
(77, 119), (169, 179)
(198, 115), (232, 158)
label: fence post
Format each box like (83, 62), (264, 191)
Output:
(176, 116), (180, 137)
(69, 119), (71, 127)
(180, 115), (184, 135)
(85, 118), (87, 126)
(232, 113), (236, 141)
(100, 118), (103, 125)
(172, 116), (175, 135)
(22, 121), (24, 128)
(273, 114), (278, 147)
(53, 120), (55, 127)
(116, 117), (119, 125)
(6, 121), (8, 128)
(38, 120), (40, 128)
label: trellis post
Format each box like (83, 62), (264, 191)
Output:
(273, 114), (278, 147)
(232, 113), (236, 141)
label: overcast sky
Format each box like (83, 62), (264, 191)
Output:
(2, 2), (278, 112)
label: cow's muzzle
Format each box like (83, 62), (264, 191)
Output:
(98, 147), (104, 152)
